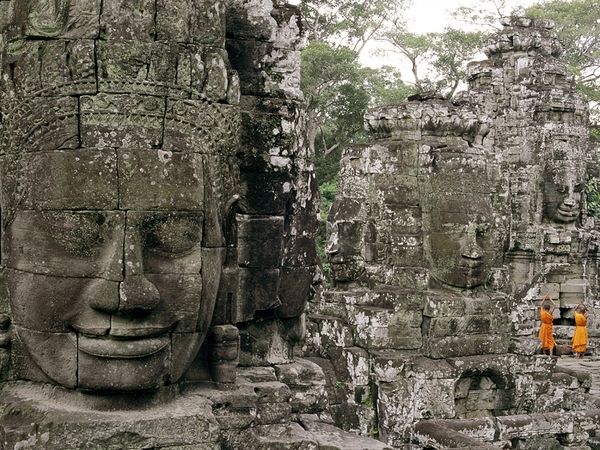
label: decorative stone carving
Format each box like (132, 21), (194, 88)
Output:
(0, 0), (241, 392)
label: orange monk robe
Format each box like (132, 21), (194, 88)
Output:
(539, 308), (555, 351)
(572, 312), (588, 354)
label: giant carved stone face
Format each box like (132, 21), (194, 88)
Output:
(0, 0), (239, 391)
(2, 134), (237, 393)
(424, 148), (506, 289)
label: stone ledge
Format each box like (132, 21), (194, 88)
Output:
(416, 409), (600, 448)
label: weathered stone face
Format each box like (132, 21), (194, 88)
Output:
(542, 144), (586, 225)
(424, 148), (505, 289)
(0, 0), (240, 391)
(326, 220), (368, 282)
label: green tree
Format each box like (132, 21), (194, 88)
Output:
(378, 26), (486, 98)
(316, 180), (339, 283)
(301, 42), (370, 162)
(429, 28), (487, 98)
(301, 0), (409, 53)
(365, 65), (416, 106)
(451, 0), (521, 30)
(301, 0), (412, 160)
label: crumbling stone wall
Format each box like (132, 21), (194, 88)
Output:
(467, 17), (599, 353)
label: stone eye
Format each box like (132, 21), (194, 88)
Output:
(145, 217), (201, 256)
(50, 213), (105, 257)
(574, 183), (584, 193)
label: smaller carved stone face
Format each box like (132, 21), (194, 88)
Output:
(326, 220), (366, 282)
(541, 138), (588, 225)
(543, 162), (585, 225)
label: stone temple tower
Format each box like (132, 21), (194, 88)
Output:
(467, 17), (599, 353)
(306, 17), (600, 448)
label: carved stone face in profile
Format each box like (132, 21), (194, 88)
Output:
(424, 148), (505, 289)
(325, 192), (376, 284)
(0, 0), (239, 391)
(543, 153), (586, 225)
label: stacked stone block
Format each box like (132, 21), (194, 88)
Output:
(224, 0), (320, 366)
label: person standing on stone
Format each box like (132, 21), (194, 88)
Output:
(539, 296), (556, 356)
(572, 304), (589, 359)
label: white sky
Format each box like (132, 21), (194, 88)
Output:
(405, 0), (538, 33)
(360, 0), (541, 73)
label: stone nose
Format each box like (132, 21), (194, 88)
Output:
(88, 225), (161, 315)
(85, 278), (120, 315)
(563, 197), (576, 207)
(461, 241), (483, 260)
(326, 226), (340, 255)
(118, 275), (161, 313)
(86, 273), (160, 315)
(118, 228), (161, 314)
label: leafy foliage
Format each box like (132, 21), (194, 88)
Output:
(317, 180), (339, 284)
(586, 177), (600, 218)
(303, 42), (413, 186)
(450, 0), (525, 30)
(377, 26), (487, 97)
(300, 0), (409, 53)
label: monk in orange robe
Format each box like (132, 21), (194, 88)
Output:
(539, 296), (556, 356)
(572, 304), (588, 358)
